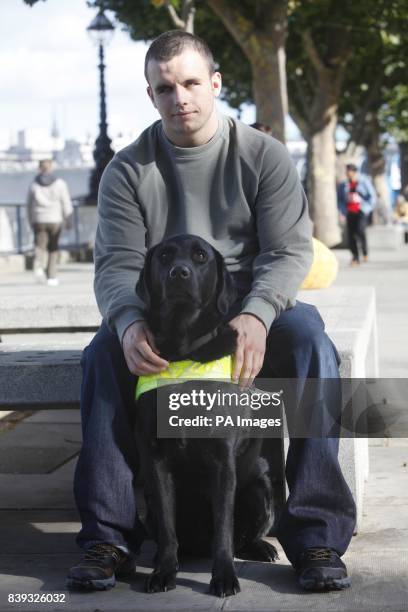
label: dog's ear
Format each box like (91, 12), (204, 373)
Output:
(135, 246), (155, 310)
(214, 248), (237, 315)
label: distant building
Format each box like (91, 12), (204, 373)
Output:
(54, 138), (93, 167)
(4, 128), (63, 163)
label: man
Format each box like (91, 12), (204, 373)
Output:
(337, 163), (376, 266)
(68, 30), (356, 593)
(26, 159), (73, 286)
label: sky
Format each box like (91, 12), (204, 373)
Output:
(0, 0), (268, 149)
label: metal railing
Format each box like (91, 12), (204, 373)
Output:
(0, 198), (95, 256)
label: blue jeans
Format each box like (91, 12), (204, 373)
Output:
(74, 301), (356, 566)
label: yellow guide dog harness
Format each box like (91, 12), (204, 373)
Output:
(135, 355), (234, 400)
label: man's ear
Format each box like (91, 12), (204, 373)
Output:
(147, 85), (157, 109)
(214, 248), (237, 315)
(211, 72), (222, 98)
(135, 246), (155, 310)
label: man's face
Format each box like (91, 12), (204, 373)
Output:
(39, 161), (52, 173)
(146, 48), (221, 147)
(346, 168), (358, 182)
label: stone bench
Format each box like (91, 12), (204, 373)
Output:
(0, 286), (378, 532)
(297, 286), (378, 532)
(367, 224), (405, 250)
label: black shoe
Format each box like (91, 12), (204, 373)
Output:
(296, 547), (351, 591)
(66, 543), (136, 591)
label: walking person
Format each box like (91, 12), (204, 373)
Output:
(337, 163), (376, 266)
(26, 159), (73, 285)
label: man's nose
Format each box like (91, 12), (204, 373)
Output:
(169, 265), (191, 280)
(173, 84), (189, 106)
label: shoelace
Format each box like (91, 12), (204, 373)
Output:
(306, 548), (334, 561)
(83, 544), (121, 564)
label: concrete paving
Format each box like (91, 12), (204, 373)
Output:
(0, 246), (408, 611)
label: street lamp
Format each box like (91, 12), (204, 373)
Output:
(86, 10), (115, 204)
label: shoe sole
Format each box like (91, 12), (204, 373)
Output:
(299, 576), (351, 591)
(66, 576), (115, 591)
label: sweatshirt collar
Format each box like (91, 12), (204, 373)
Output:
(159, 113), (226, 158)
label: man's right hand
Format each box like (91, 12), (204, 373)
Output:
(122, 321), (169, 376)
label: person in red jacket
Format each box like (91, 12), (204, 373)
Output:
(337, 163), (376, 266)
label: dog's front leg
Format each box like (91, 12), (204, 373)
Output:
(144, 458), (179, 593)
(209, 453), (241, 597)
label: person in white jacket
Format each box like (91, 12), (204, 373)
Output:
(27, 159), (73, 285)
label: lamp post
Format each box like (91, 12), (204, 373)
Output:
(86, 10), (115, 204)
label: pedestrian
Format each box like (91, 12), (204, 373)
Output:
(67, 30), (356, 593)
(26, 159), (73, 285)
(250, 121), (273, 136)
(337, 163), (376, 266)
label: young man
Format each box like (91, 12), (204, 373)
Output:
(68, 30), (356, 593)
(26, 159), (73, 285)
(337, 163), (376, 266)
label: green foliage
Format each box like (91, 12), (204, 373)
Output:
(88, 0), (253, 110)
(380, 85), (408, 143)
(23, 0), (253, 109)
(287, 0), (408, 140)
(23, 0), (408, 141)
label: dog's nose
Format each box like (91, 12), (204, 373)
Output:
(169, 265), (191, 280)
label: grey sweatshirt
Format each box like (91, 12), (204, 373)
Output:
(94, 114), (313, 343)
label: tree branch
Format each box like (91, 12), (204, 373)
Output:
(165, 1), (186, 29)
(289, 75), (312, 129)
(345, 73), (384, 148)
(182, 0), (196, 33)
(302, 29), (326, 75)
(206, 0), (254, 55)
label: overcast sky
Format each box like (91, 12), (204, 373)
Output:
(0, 0), (265, 149)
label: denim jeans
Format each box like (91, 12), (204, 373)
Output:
(74, 301), (356, 566)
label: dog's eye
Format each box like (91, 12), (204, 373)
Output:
(194, 249), (207, 263)
(160, 251), (172, 263)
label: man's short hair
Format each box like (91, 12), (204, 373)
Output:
(144, 30), (216, 81)
(346, 163), (358, 172)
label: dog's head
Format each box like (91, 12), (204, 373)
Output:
(136, 235), (237, 355)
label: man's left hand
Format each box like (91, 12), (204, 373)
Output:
(228, 314), (267, 387)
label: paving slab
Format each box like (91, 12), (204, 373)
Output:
(0, 447), (79, 474)
(24, 410), (81, 424)
(0, 444), (407, 611)
(0, 248), (408, 610)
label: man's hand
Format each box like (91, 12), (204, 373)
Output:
(228, 314), (267, 387)
(64, 215), (73, 231)
(122, 321), (169, 376)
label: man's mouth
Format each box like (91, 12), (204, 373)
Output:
(174, 111), (196, 118)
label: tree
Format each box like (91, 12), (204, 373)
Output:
(23, 0), (288, 138)
(287, 2), (365, 245)
(205, 0), (288, 143)
(286, 0), (408, 243)
(338, 7), (408, 220)
(380, 84), (408, 197)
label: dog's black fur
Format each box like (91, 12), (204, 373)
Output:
(135, 234), (277, 597)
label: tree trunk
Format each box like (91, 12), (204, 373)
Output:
(206, 0), (287, 143)
(307, 73), (342, 246)
(400, 141), (408, 197)
(250, 42), (287, 143)
(308, 116), (341, 246)
(363, 115), (392, 224)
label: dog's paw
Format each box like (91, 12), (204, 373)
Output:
(145, 569), (177, 593)
(236, 538), (279, 562)
(209, 564), (241, 597)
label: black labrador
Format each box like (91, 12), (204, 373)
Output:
(135, 234), (278, 597)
